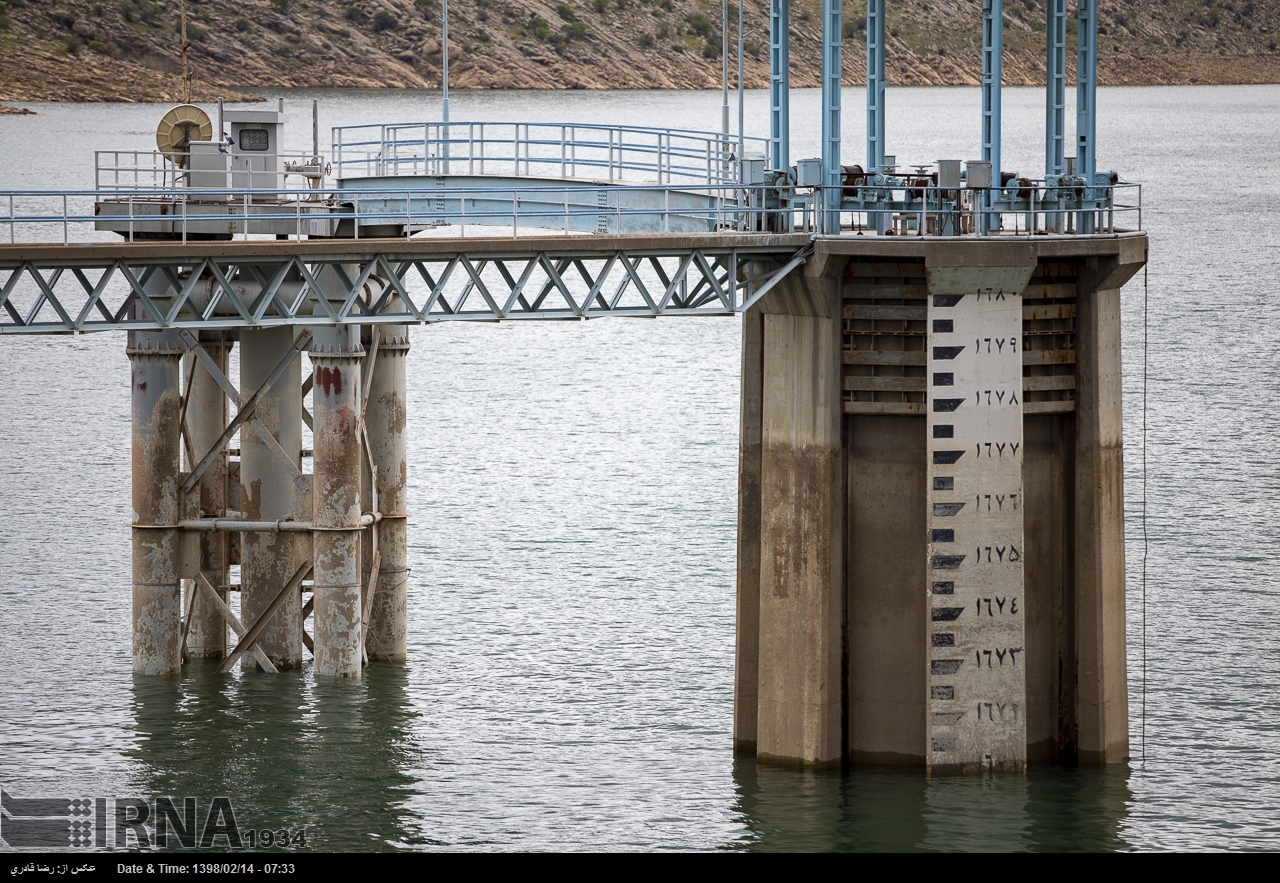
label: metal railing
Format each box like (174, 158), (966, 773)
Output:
(819, 180), (1142, 237)
(331, 121), (767, 187)
(1, 180), (1140, 246)
(94, 150), (329, 192)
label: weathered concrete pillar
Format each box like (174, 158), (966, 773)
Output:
(734, 305), (764, 753)
(185, 334), (231, 659)
(1074, 274), (1129, 763)
(755, 269), (844, 767)
(364, 326), (410, 662)
(310, 325), (364, 678)
(240, 327), (304, 671)
(129, 330), (184, 675)
(846, 415), (927, 764)
(735, 235), (1145, 769)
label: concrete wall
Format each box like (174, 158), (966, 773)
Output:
(753, 273), (844, 767)
(735, 234), (1145, 768)
(846, 416), (926, 764)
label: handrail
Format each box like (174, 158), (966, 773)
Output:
(0, 181), (1141, 246)
(331, 120), (767, 188)
(94, 149), (329, 192)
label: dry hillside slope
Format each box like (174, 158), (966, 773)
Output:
(2, 0), (1278, 105)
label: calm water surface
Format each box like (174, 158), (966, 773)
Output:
(1, 85), (1279, 851)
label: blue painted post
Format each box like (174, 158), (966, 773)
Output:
(1045, 0), (1066, 232)
(1077, 0), (1098, 233)
(821, 0), (842, 234)
(981, 0), (1002, 235)
(769, 0), (790, 172)
(1045, 0), (1066, 178)
(866, 0), (885, 174)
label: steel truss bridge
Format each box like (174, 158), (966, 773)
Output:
(0, 236), (812, 335)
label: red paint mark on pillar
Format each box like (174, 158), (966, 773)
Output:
(316, 366), (343, 397)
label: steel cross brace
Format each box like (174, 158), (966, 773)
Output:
(0, 244), (805, 333)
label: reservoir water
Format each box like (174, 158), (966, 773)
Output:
(1, 85), (1279, 851)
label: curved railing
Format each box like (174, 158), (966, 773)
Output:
(331, 121), (768, 187)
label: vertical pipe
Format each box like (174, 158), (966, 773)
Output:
(185, 333), (231, 660)
(365, 327), (410, 662)
(129, 328), (184, 675)
(981, 0), (1003, 235)
(1077, 0), (1098, 233)
(769, 0), (790, 171)
(239, 327), (304, 671)
(311, 326), (365, 678)
(217, 97), (224, 143)
(312, 99), (319, 159)
(866, 0), (886, 173)
(821, 0), (842, 234)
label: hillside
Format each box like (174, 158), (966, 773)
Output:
(2, 0), (1279, 106)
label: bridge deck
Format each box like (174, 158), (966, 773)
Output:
(0, 231), (1144, 335)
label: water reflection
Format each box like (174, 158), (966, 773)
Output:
(127, 663), (425, 850)
(731, 760), (1133, 852)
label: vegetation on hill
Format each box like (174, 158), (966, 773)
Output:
(1, 0), (1278, 103)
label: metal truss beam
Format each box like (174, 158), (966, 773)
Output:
(0, 238), (810, 334)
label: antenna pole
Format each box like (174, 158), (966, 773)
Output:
(442, 0), (450, 173)
(722, 0), (729, 137)
(180, 0), (191, 104)
(737, 6), (745, 164)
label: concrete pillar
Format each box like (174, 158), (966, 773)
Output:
(239, 327), (304, 671)
(364, 325), (410, 662)
(129, 330), (184, 675)
(1022, 413), (1074, 763)
(755, 271), (844, 766)
(185, 334), (231, 659)
(734, 236), (1144, 769)
(1073, 278), (1128, 763)
(310, 325), (364, 678)
(734, 305), (764, 752)
(846, 415), (926, 764)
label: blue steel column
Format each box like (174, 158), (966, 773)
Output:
(1045, 0), (1067, 232)
(769, 0), (790, 171)
(981, 0), (1003, 235)
(1046, 0), (1066, 177)
(866, 0), (885, 173)
(1077, 0), (1098, 233)
(821, 0), (842, 234)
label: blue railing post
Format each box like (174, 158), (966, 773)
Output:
(821, 0), (842, 234)
(769, 0), (790, 173)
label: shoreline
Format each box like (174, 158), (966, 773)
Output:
(5, 75), (1280, 111)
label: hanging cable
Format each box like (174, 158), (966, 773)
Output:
(1142, 262), (1149, 766)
